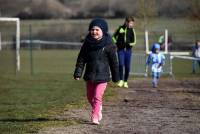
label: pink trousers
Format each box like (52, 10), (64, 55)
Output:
(86, 81), (107, 121)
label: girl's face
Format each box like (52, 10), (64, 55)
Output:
(125, 21), (134, 28)
(90, 26), (103, 40)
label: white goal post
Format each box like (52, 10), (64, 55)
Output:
(0, 17), (20, 72)
(144, 29), (192, 76)
(145, 29), (190, 56)
(145, 29), (168, 54)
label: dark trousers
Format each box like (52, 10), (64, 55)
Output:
(117, 49), (132, 81)
(192, 60), (200, 73)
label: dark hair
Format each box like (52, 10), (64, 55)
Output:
(125, 16), (135, 22)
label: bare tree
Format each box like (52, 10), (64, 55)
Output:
(137, 0), (158, 29)
(189, 0), (200, 20)
(188, 0), (200, 40)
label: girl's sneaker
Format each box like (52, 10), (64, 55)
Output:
(117, 80), (124, 87)
(92, 119), (100, 125)
(124, 82), (129, 88)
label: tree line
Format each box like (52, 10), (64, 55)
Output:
(0, 0), (199, 20)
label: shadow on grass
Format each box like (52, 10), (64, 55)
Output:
(0, 118), (69, 123)
(0, 117), (93, 125)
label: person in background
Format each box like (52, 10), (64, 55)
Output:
(158, 34), (165, 50)
(192, 40), (200, 73)
(74, 18), (119, 125)
(158, 34), (173, 50)
(146, 43), (165, 88)
(112, 16), (136, 88)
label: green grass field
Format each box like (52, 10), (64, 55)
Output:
(0, 49), (200, 133)
(0, 50), (120, 133)
(1, 50), (199, 133)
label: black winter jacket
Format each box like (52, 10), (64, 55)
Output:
(74, 35), (119, 83)
(112, 25), (136, 50)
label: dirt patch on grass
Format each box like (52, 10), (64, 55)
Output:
(39, 78), (200, 134)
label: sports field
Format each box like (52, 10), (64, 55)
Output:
(0, 49), (199, 133)
(0, 18), (200, 133)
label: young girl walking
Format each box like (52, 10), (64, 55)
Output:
(74, 18), (119, 125)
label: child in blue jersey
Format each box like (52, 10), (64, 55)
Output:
(146, 43), (165, 88)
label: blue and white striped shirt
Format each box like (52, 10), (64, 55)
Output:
(146, 53), (165, 73)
